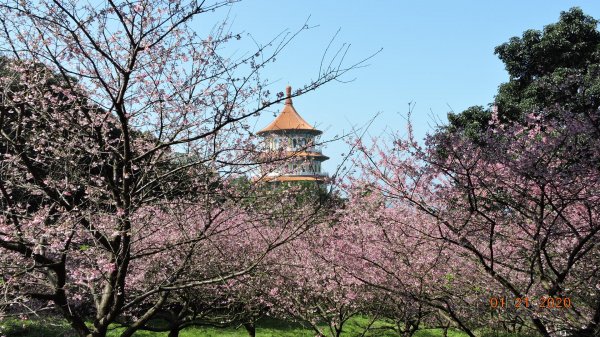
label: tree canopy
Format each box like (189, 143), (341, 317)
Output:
(446, 7), (600, 137)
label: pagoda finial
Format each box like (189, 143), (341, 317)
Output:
(285, 85), (292, 105)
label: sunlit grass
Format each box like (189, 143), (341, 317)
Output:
(1, 316), (535, 337)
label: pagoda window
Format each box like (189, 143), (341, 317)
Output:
(275, 137), (287, 149)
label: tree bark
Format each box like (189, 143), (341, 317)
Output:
(442, 321), (450, 337)
(167, 327), (180, 337)
(243, 322), (256, 337)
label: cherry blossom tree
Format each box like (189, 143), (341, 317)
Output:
(255, 222), (367, 337)
(0, 1), (370, 336)
(110, 182), (336, 337)
(334, 177), (511, 337)
(348, 106), (600, 336)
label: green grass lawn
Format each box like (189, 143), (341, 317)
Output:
(1, 316), (530, 337)
(104, 318), (470, 337)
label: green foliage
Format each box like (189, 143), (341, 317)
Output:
(496, 7), (600, 118)
(232, 177), (338, 212)
(446, 105), (491, 142)
(445, 7), (600, 137)
(496, 7), (599, 80)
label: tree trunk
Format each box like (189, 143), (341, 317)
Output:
(167, 327), (180, 337)
(442, 320), (450, 337)
(402, 324), (417, 337)
(243, 322), (256, 337)
(531, 317), (552, 337)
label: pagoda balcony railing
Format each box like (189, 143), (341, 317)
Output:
(307, 145), (323, 153)
(265, 145), (323, 153)
(266, 171), (328, 177)
(286, 145), (323, 153)
(293, 171), (328, 176)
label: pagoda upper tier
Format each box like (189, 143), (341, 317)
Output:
(257, 86), (322, 136)
(257, 86), (328, 183)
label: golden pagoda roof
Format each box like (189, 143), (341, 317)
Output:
(257, 86), (322, 135)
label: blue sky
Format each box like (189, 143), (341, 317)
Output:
(217, 1), (600, 173)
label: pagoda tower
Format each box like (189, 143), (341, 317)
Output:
(257, 86), (328, 183)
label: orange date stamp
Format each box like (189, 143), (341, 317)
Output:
(489, 296), (572, 309)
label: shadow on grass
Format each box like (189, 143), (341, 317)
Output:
(0, 317), (541, 337)
(0, 318), (77, 337)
